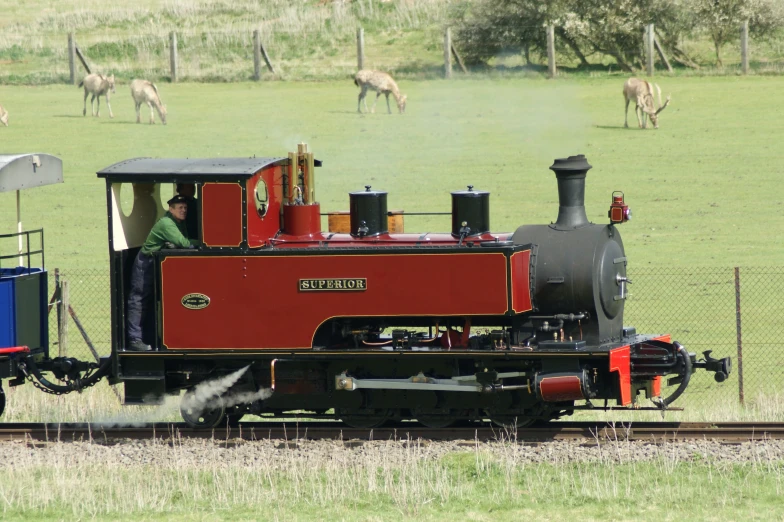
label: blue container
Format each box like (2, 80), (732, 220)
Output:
(0, 267), (48, 355)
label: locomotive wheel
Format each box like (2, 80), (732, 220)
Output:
(338, 409), (392, 429)
(180, 389), (227, 429)
(0, 384), (5, 418)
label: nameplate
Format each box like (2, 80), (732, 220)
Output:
(299, 278), (367, 291)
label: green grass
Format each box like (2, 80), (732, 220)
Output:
(2, 76), (780, 411)
(1, 76), (783, 269)
(1, 442), (783, 521)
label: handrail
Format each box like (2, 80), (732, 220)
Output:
(0, 228), (45, 271)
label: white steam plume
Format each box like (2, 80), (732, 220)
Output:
(91, 366), (272, 428)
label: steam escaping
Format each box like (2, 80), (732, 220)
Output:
(180, 365), (252, 412)
(92, 366), (272, 428)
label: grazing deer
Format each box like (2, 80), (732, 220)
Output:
(79, 73), (116, 118)
(0, 105), (8, 127)
(354, 70), (406, 114)
(623, 78), (670, 129)
(130, 79), (167, 125)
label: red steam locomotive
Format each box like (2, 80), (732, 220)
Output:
(0, 145), (730, 428)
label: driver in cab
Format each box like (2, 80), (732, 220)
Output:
(126, 195), (200, 351)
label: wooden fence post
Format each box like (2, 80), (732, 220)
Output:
(546, 25), (556, 78)
(259, 41), (275, 74)
(444, 27), (452, 79)
(253, 30), (262, 81)
(653, 37), (673, 73)
(357, 28), (365, 71)
(67, 33), (76, 85)
(645, 24), (655, 76)
(74, 45), (91, 75)
(58, 280), (69, 357)
(451, 43), (468, 74)
(740, 21), (749, 75)
(170, 31), (178, 83)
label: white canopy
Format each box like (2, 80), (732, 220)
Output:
(0, 154), (63, 266)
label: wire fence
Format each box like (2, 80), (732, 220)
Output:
(47, 266), (784, 409)
(2, 24), (784, 85)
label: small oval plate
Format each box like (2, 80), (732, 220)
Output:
(181, 293), (210, 310)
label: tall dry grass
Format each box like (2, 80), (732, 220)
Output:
(0, 0), (453, 83)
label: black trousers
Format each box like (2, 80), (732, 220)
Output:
(126, 251), (154, 343)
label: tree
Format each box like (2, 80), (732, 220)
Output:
(449, 0), (694, 72)
(449, 0), (579, 67)
(691, 0), (784, 66)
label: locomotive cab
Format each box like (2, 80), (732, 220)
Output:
(97, 155), (307, 357)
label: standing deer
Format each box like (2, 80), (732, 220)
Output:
(0, 105), (8, 127)
(80, 73), (116, 118)
(623, 78), (670, 129)
(130, 79), (167, 125)
(354, 70), (407, 114)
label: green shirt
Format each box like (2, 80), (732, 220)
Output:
(141, 211), (199, 255)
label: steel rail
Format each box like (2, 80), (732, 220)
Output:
(1, 421), (783, 443)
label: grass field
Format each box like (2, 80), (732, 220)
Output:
(2, 445), (784, 521)
(1, 75), (783, 269)
(2, 74), (783, 522)
(2, 74), (781, 414)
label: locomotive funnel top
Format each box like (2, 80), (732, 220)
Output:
(549, 154), (591, 230)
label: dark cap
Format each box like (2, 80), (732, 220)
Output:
(167, 195), (188, 206)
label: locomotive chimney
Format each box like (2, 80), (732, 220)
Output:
(549, 154), (591, 230)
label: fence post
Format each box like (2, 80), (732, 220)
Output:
(357, 27), (364, 71)
(740, 21), (749, 75)
(451, 43), (468, 74)
(58, 279), (69, 357)
(444, 27), (452, 79)
(54, 268), (61, 332)
(645, 24), (655, 76)
(170, 31), (178, 83)
(653, 36), (673, 73)
(67, 33), (76, 85)
(253, 30), (261, 81)
(546, 25), (556, 78)
(734, 267), (745, 405)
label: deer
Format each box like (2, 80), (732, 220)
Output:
(354, 70), (406, 114)
(79, 73), (116, 118)
(623, 78), (670, 129)
(0, 105), (7, 127)
(130, 79), (167, 125)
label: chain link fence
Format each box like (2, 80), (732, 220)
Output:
(47, 266), (783, 408)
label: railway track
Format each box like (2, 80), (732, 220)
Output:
(1, 421), (783, 443)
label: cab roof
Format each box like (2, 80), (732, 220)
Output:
(96, 157), (321, 182)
